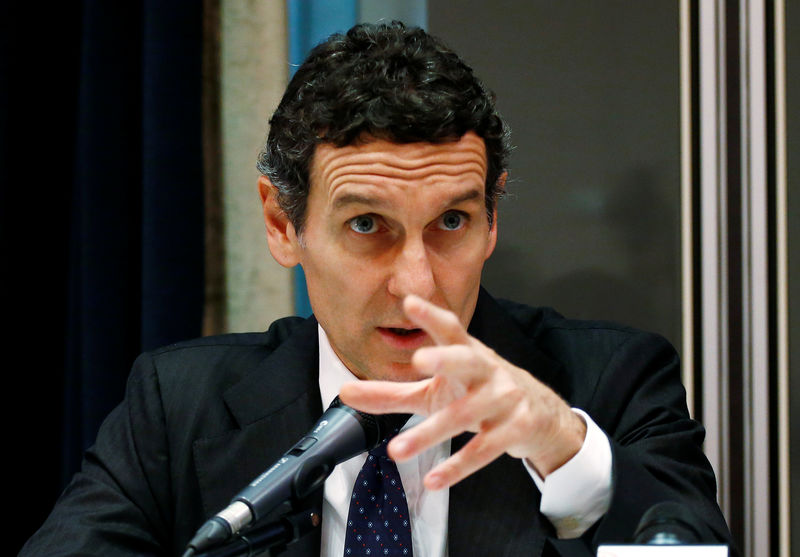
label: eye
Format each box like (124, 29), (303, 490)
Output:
(437, 211), (466, 231)
(348, 215), (378, 234)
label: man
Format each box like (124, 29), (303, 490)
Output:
(22, 22), (733, 556)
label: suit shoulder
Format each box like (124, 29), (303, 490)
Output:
(149, 315), (307, 356)
(130, 315), (310, 395)
(493, 297), (680, 413)
(495, 297), (674, 363)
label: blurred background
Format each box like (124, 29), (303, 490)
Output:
(2, 1), (797, 555)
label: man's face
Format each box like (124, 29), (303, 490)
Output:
(279, 132), (496, 382)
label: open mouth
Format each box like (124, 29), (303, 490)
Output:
(377, 327), (427, 347)
(387, 327), (422, 336)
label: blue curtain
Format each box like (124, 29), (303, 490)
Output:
(4, 1), (205, 551)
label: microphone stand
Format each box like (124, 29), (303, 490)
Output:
(193, 506), (321, 557)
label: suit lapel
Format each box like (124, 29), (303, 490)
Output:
(192, 317), (324, 556)
(448, 289), (565, 556)
(222, 317), (322, 428)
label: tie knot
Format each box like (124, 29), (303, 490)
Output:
(369, 437), (393, 460)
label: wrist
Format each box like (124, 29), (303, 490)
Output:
(529, 410), (587, 478)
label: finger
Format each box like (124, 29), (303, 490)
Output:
(387, 389), (501, 462)
(423, 427), (509, 490)
(339, 379), (432, 415)
(403, 295), (471, 346)
(411, 344), (488, 384)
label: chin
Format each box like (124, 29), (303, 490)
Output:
(371, 362), (425, 383)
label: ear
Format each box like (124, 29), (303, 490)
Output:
(258, 176), (301, 268)
(484, 171), (507, 260)
(485, 206), (499, 260)
(496, 171), (508, 191)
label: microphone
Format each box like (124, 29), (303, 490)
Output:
(184, 397), (410, 555)
(633, 501), (704, 545)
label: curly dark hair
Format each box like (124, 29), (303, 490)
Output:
(257, 21), (511, 232)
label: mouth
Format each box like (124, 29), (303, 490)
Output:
(377, 326), (428, 348)
(386, 327), (423, 336)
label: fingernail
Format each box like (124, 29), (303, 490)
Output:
(404, 295), (423, 311)
(390, 437), (408, 456)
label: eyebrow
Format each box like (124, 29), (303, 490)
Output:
(331, 188), (483, 212)
(332, 193), (391, 211)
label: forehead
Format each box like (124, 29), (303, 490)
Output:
(309, 132), (488, 200)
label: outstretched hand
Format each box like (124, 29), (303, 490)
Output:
(339, 295), (586, 491)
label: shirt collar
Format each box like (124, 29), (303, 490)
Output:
(317, 324), (360, 411)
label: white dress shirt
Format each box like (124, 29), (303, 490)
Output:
(316, 325), (611, 557)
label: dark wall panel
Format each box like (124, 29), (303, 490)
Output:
(428, 0), (682, 347)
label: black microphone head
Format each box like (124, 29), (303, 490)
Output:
(329, 396), (411, 448)
(633, 501), (704, 545)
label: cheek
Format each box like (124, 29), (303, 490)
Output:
(441, 235), (491, 277)
(439, 241), (488, 316)
(303, 252), (382, 311)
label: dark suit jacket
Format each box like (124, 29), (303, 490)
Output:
(21, 289), (733, 556)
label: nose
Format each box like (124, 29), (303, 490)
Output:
(387, 236), (436, 301)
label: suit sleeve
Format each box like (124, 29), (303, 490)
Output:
(580, 331), (735, 553)
(20, 352), (174, 556)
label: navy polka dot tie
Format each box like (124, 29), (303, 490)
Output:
(343, 438), (413, 556)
